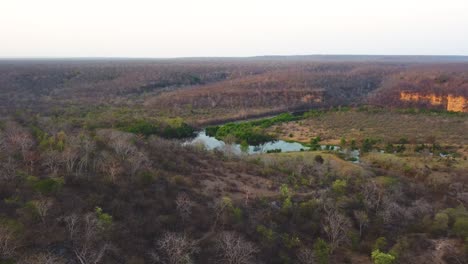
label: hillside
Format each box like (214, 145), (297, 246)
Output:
(0, 58), (466, 264)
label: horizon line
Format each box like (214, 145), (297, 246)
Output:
(1, 54), (468, 60)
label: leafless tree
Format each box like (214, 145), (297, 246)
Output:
(77, 135), (96, 173)
(297, 247), (316, 264)
(0, 157), (17, 181)
(98, 152), (122, 183)
(217, 231), (258, 264)
(322, 206), (351, 253)
(19, 252), (65, 264)
(4, 123), (34, 161)
(64, 213), (79, 240)
(212, 197), (232, 231)
(242, 186), (252, 206)
(353, 210), (369, 238)
(379, 197), (406, 229)
(0, 225), (18, 259)
(73, 213), (111, 264)
(361, 180), (383, 212)
(24, 150), (39, 173)
(409, 199), (432, 217)
(107, 131), (136, 160)
(62, 146), (80, 174)
(128, 151), (149, 178)
(0, 132), (5, 152)
(42, 150), (62, 176)
(176, 193), (194, 224)
(152, 232), (198, 264)
(32, 198), (54, 224)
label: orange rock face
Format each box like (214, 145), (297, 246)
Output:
(400, 92), (467, 112)
(447, 95), (467, 112)
(301, 94), (323, 103)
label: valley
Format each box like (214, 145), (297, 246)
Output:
(0, 57), (466, 264)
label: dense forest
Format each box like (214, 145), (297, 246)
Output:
(0, 57), (467, 264)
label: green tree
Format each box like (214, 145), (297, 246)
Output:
(431, 212), (449, 235)
(340, 137), (346, 147)
(452, 217), (468, 238)
(371, 250), (395, 264)
(332, 179), (347, 196)
(350, 139), (357, 150)
(95, 207), (113, 230)
(361, 138), (374, 153)
(310, 137), (321, 151)
(280, 184), (291, 199)
(373, 237), (387, 251)
(313, 238), (330, 264)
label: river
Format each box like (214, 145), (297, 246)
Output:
(184, 131), (309, 154)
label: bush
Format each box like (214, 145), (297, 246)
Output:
(431, 212), (449, 235)
(315, 155), (324, 164)
(310, 137), (321, 151)
(33, 178), (64, 195)
(373, 237), (387, 251)
(256, 225), (276, 245)
(332, 179), (347, 196)
(95, 207), (113, 230)
(452, 217), (468, 238)
(371, 250), (395, 264)
(313, 238), (330, 264)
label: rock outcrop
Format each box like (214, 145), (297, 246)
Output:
(400, 92), (467, 112)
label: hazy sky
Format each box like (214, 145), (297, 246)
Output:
(1, 0), (468, 58)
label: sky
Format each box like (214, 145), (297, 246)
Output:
(1, 0), (468, 58)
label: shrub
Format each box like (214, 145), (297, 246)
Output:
(452, 217), (468, 238)
(95, 207), (113, 230)
(332, 179), (347, 196)
(313, 238), (330, 264)
(256, 225), (276, 244)
(33, 178), (64, 195)
(282, 234), (301, 249)
(373, 237), (387, 251)
(371, 250), (395, 264)
(431, 212), (449, 235)
(310, 137), (321, 151)
(315, 155), (324, 164)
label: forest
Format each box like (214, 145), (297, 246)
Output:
(0, 57), (467, 264)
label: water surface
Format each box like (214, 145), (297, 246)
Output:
(185, 131), (309, 154)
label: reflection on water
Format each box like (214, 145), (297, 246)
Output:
(184, 131), (309, 154)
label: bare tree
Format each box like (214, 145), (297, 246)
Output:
(128, 151), (149, 178)
(152, 232), (198, 264)
(0, 132), (5, 152)
(4, 123), (34, 161)
(77, 135), (96, 173)
(217, 231), (258, 264)
(42, 150), (62, 176)
(19, 252), (65, 264)
(361, 180), (382, 212)
(98, 152), (122, 183)
(73, 213), (111, 264)
(297, 247), (316, 264)
(64, 213), (79, 240)
(0, 157), (17, 181)
(353, 210), (369, 238)
(24, 150), (39, 174)
(0, 225), (18, 259)
(176, 193), (194, 224)
(32, 198), (54, 224)
(107, 131), (136, 160)
(62, 146), (80, 174)
(212, 197), (232, 231)
(322, 206), (351, 253)
(379, 197), (407, 229)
